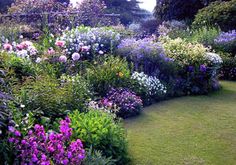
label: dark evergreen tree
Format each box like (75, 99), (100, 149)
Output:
(154, 0), (229, 22)
(103, 0), (146, 25)
(0, 0), (14, 13)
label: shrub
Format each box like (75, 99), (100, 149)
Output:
(193, 0), (236, 31)
(117, 38), (175, 76)
(219, 53), (236, 80)
(58, 26), (121, 59)
(104, 88), (143, 118)
(83, 147), (116, 165)
(161, 37), (208, 66)
(69, 110), (129, 164)
(214, 30), (236, 54)
(14, 75), (91, 120)
(86, 56), (131, 96)
(8, 117), (85, 164)
(188, 26), (221, 47)
(157, 20), (188, 38)
(130, 72), (167, 104)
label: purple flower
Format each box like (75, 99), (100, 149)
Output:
(188, 66), (194, 72)
(59, 55), (67, 63)
(200, 64), (207, 72)
(72, 53), (80, 61)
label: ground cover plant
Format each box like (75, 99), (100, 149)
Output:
(0, 0), (235, 164)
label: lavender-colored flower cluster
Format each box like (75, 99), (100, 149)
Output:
(214, 30), (236, 44)
(104, 88), (143, 118)
(205, 52), (223, 66)
(9, 117), (85, 165)
(117, 38), (170, 74)
(131, 72), (167, 97)
(59, 26), (121, 59)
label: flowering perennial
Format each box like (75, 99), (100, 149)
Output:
(131, 72), (167, 96)
(105, 88), (143, 118)
(9, 117), (85, 165)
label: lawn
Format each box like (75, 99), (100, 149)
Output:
(125, 81), (236, 165)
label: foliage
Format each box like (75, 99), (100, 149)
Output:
(193, 0), (236, 31)
(14, 75), (91, 120)
(8, 0), (68, 14)
(86, 56), (131, 96)
(0, 0), (14, 13)
(103, 0), (146, 25)
(157, 20), (188, 38)
(214, 30), (236, 54)
(69, 110), (129, 164)
(74, 0), (115, 27)
(8, 117), (85, 164)
(83, 147), (116, 165)
(154, 0), (206, 21)
(161, 37), (208, 66)
(219, 53), (236, 80)
(104, 88), (143, 118)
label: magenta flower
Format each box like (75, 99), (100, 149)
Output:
(72, 53), (80, 61)
(59, 55), (67, 63)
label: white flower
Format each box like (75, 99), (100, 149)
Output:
(36, 57), (42, 63)
(20, 104), (25, 108)
(98, 50), (104, 55)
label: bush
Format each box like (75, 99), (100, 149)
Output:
(117, 38), (176, 76)
(86, 56), (131, 96)
(58, 26), (121, 59)
(161, 37), (208, 66)
(14, 75), (91, 120)
(188, 26), (221, 47)
(214, 30), (236, 54)
(130, 72), (167, 104)
(83, 147), (116, 165)
(193, 0), (236, 31)
(219, 53), (236, 80)
(104, 88), (143, 118)
(69, 110), (129, 164)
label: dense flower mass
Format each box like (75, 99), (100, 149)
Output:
(1, 41), (37, 59)
(205, 52), (223, 66)
(104, 88), (143, 118)
(131, 72), (167, 96)
(214, 30), (236, 44)
(58, 26), (121, 59)
(9, 117), (85, 165)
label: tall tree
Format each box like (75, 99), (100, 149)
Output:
(154, 0), (229, 22)
(103, 0), (145, 25)
(0, 0), (14, 13)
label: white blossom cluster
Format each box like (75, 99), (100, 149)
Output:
(131, 72), (167, 96)
(59, 27), (121, 55)
(205, 52), (223, 66)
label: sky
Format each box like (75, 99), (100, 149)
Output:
(71, 0), (156, 12)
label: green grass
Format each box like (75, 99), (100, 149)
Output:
(124, 81), (236, 165)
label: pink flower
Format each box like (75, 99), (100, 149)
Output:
(20, 41), (33, 49)
(59, 55), (67, 63)
(81, 46), (90, 52)
(3, 43), (13, 51)
(16, 44), (24, 50)
(72, 53), (80, 61)
(55, 40), (66, 47)
(47, 47), (55, 55)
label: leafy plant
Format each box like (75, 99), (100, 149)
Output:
(86, 56), (131, 96)
(193, 0), (236, 31)
(69, 110), (129, 164)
